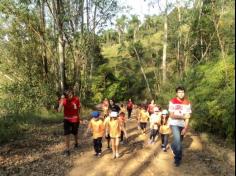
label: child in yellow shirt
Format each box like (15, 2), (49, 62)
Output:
(118, 112), (127, 144)
(103, 112), (111, 149)
(159, 109), (171, 152)
(138, 105), (150, 134)
(106, 111), (127, 159)
(86, 111), (105, 157)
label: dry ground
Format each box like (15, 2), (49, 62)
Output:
(0, 111), (235, 176)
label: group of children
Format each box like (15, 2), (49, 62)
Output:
(86, 110), (127, 158)
(135, 104), (171, 151)
(85, 102), (171, 159)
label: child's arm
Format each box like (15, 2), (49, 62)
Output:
(120, 122), (128, 138)
(104, 120), (109, 137)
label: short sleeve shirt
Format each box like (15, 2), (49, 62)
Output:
(60, 96), (80, 122)
(168, 97), (192, 127)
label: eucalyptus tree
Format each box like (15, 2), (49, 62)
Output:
(115, 14), (127, 44)
(127, 15), (141, 42)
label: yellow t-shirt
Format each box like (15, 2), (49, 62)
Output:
(159, 124), (171, 134)
(88, 119), (104, 139)
(120, 107), (126, 113)
(104, 116), (110, 127)
(108, 119), (121, 138)
(135, 108), (141, 120)
(139, 110), (149, 122)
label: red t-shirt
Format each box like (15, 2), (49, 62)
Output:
(60, 96), (80, 123)
(127, 101), (133, 109)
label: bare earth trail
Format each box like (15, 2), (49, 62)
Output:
(0, 109), (235, 176)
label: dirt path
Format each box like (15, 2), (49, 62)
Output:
(0, 112), (235, 176)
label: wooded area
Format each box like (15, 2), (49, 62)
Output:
(0, 0), (234, 143)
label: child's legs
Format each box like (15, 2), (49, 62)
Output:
(120, 131), (124, 141)
(111, 138), (116, 154)
(115, 137), (120, 154)
(163, 134), (169, 148)
(93, 138), (99, 153)
(161, 134), (165, 146)
(97, 137), (102, 153)
(152, 129), (158, 141)
(106, 135), (111, 147)
(150, 129), (154, 140)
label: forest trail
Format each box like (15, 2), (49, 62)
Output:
(0, 109), (235, 176)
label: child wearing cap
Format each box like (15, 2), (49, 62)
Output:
(106, 111), (127, 159)
(86, 111), (105, 157)
(159, 109), (171, 152)
(149, 107), (161, 144)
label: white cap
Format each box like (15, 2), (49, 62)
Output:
(110, 111), (118, 117)
(154, 107), (160, 112)
(162, 109), (168, 115)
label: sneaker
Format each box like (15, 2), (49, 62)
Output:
(161, 144), (165, 148)
(162, 148), (167, 152)
(97, 153), (102, 157)
(116, 153), (120, 158)
(112, 154), (116, 159)
(174, 161), (181, 167)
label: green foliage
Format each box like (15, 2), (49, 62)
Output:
(185, 55), (235, 140)
(0, 81), (56, 115)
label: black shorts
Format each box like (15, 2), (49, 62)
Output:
(63, 119), (79, 135)
(105, 134), (111, 140)
(140, 122), (147, 129)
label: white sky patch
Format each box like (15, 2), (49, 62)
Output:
(119, 0), (163, 21)
(117, 0), (193, 21)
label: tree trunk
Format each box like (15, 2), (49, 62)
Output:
(86, 0), (90, 30)
(133, 46), (152, 98)
(57, 0), (66, 93)
(162, 0), (168, 84)
(90, 3), (97, 80)
(58, 35), (65, 93)
(176, 0), (182, 79)
(39, 0), (48, 80)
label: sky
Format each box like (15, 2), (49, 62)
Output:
(117, 0), (193, 22)
(118, 0), (164, 21)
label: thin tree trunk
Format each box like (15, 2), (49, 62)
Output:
(86, 0), (90, 30)
(211, 0), (228, 85)
(133, 46), (152, 98)
(90, 3), (97, 80)
(162, 0), (168, 84)
(39, 0), (48, 80)
(57, 0), (66, 93)
(176, 0), (182, 79)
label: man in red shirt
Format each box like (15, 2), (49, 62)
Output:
(168, 86), (192, 166)
(147, 100), (155, 115)
(58, 89), (81, 156)
(127, 98), (133, 119)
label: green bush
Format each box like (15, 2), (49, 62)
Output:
(185, 55), (235, 141)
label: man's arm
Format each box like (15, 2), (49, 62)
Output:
(181, 116), (191, 135)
